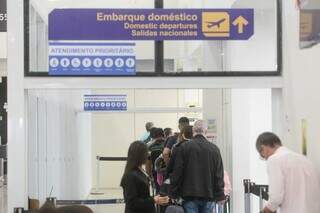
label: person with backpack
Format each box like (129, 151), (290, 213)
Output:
(146, 128), (166, 193)
(163, 117), (190, 165)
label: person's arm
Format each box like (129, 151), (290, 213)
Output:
(265, 158), (284, 212)
(169, 148), (184, 198)
(123, 174), (155, 211)
(213, 149), (225, 201)
(223, 171), (232, 196)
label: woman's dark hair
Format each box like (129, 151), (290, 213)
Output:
(153, 128), (164, 139)
(181, 125), (193, 140)
(256, 132), (282, 150)
(179, 117), (190, 125)
(149, 127), (158, 139)
(122, 141), (149, 179)
(164, 128), (173, 138)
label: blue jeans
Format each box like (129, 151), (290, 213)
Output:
(183, 200), (214, 213)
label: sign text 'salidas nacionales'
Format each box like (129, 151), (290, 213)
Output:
(97, 12), (199, 37)
(49, 9), (254, 40)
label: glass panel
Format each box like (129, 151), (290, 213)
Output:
(26, 0), (279, 75)
(164, 0), (278, 72)
(28, 0), (155, 73)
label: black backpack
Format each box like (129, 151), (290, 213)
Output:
(149, 139), (164, 170)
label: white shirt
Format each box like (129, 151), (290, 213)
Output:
(266, 146), (320, 213)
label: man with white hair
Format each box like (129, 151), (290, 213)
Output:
(170, 120), (225, 213)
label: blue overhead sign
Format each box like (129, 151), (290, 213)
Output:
(84, 95), (127, 111)
(49, 9), (254, 41)
(49, 42), (136, 76)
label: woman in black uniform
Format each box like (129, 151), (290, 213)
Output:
(121, 141), (169, 213)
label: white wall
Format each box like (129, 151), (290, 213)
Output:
(27, 90), (92, 202)
(203, 89), (233, 174)
(75, 112), (92, 198)
(231, 89), (271, 213)
(7, 0), (26, 209)
(0, 33), (6, 59)
(282, 0), (320, 173)
(0, 32), (7, 77)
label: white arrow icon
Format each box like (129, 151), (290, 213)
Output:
(232, 16), (249, 34)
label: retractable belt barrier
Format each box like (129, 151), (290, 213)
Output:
(47, 197), (125, 206)
(13, 208), (38, 213)
(13, 197), (125, 213)
(97, 157), (127, 161)
(15, 198), (229, 213)
(55, 199), (125, 205)
(243, 179), (272, 213)
(92, 156), (127, 195)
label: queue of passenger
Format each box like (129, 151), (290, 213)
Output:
(121, 118), (228, 213)
(121, 119), (320, 213)
(36, 118), (320, 213)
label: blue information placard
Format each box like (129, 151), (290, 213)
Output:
(49, 9), (254, 41)
(84, 95), (127, 111)
(49, 43), (136, 76)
